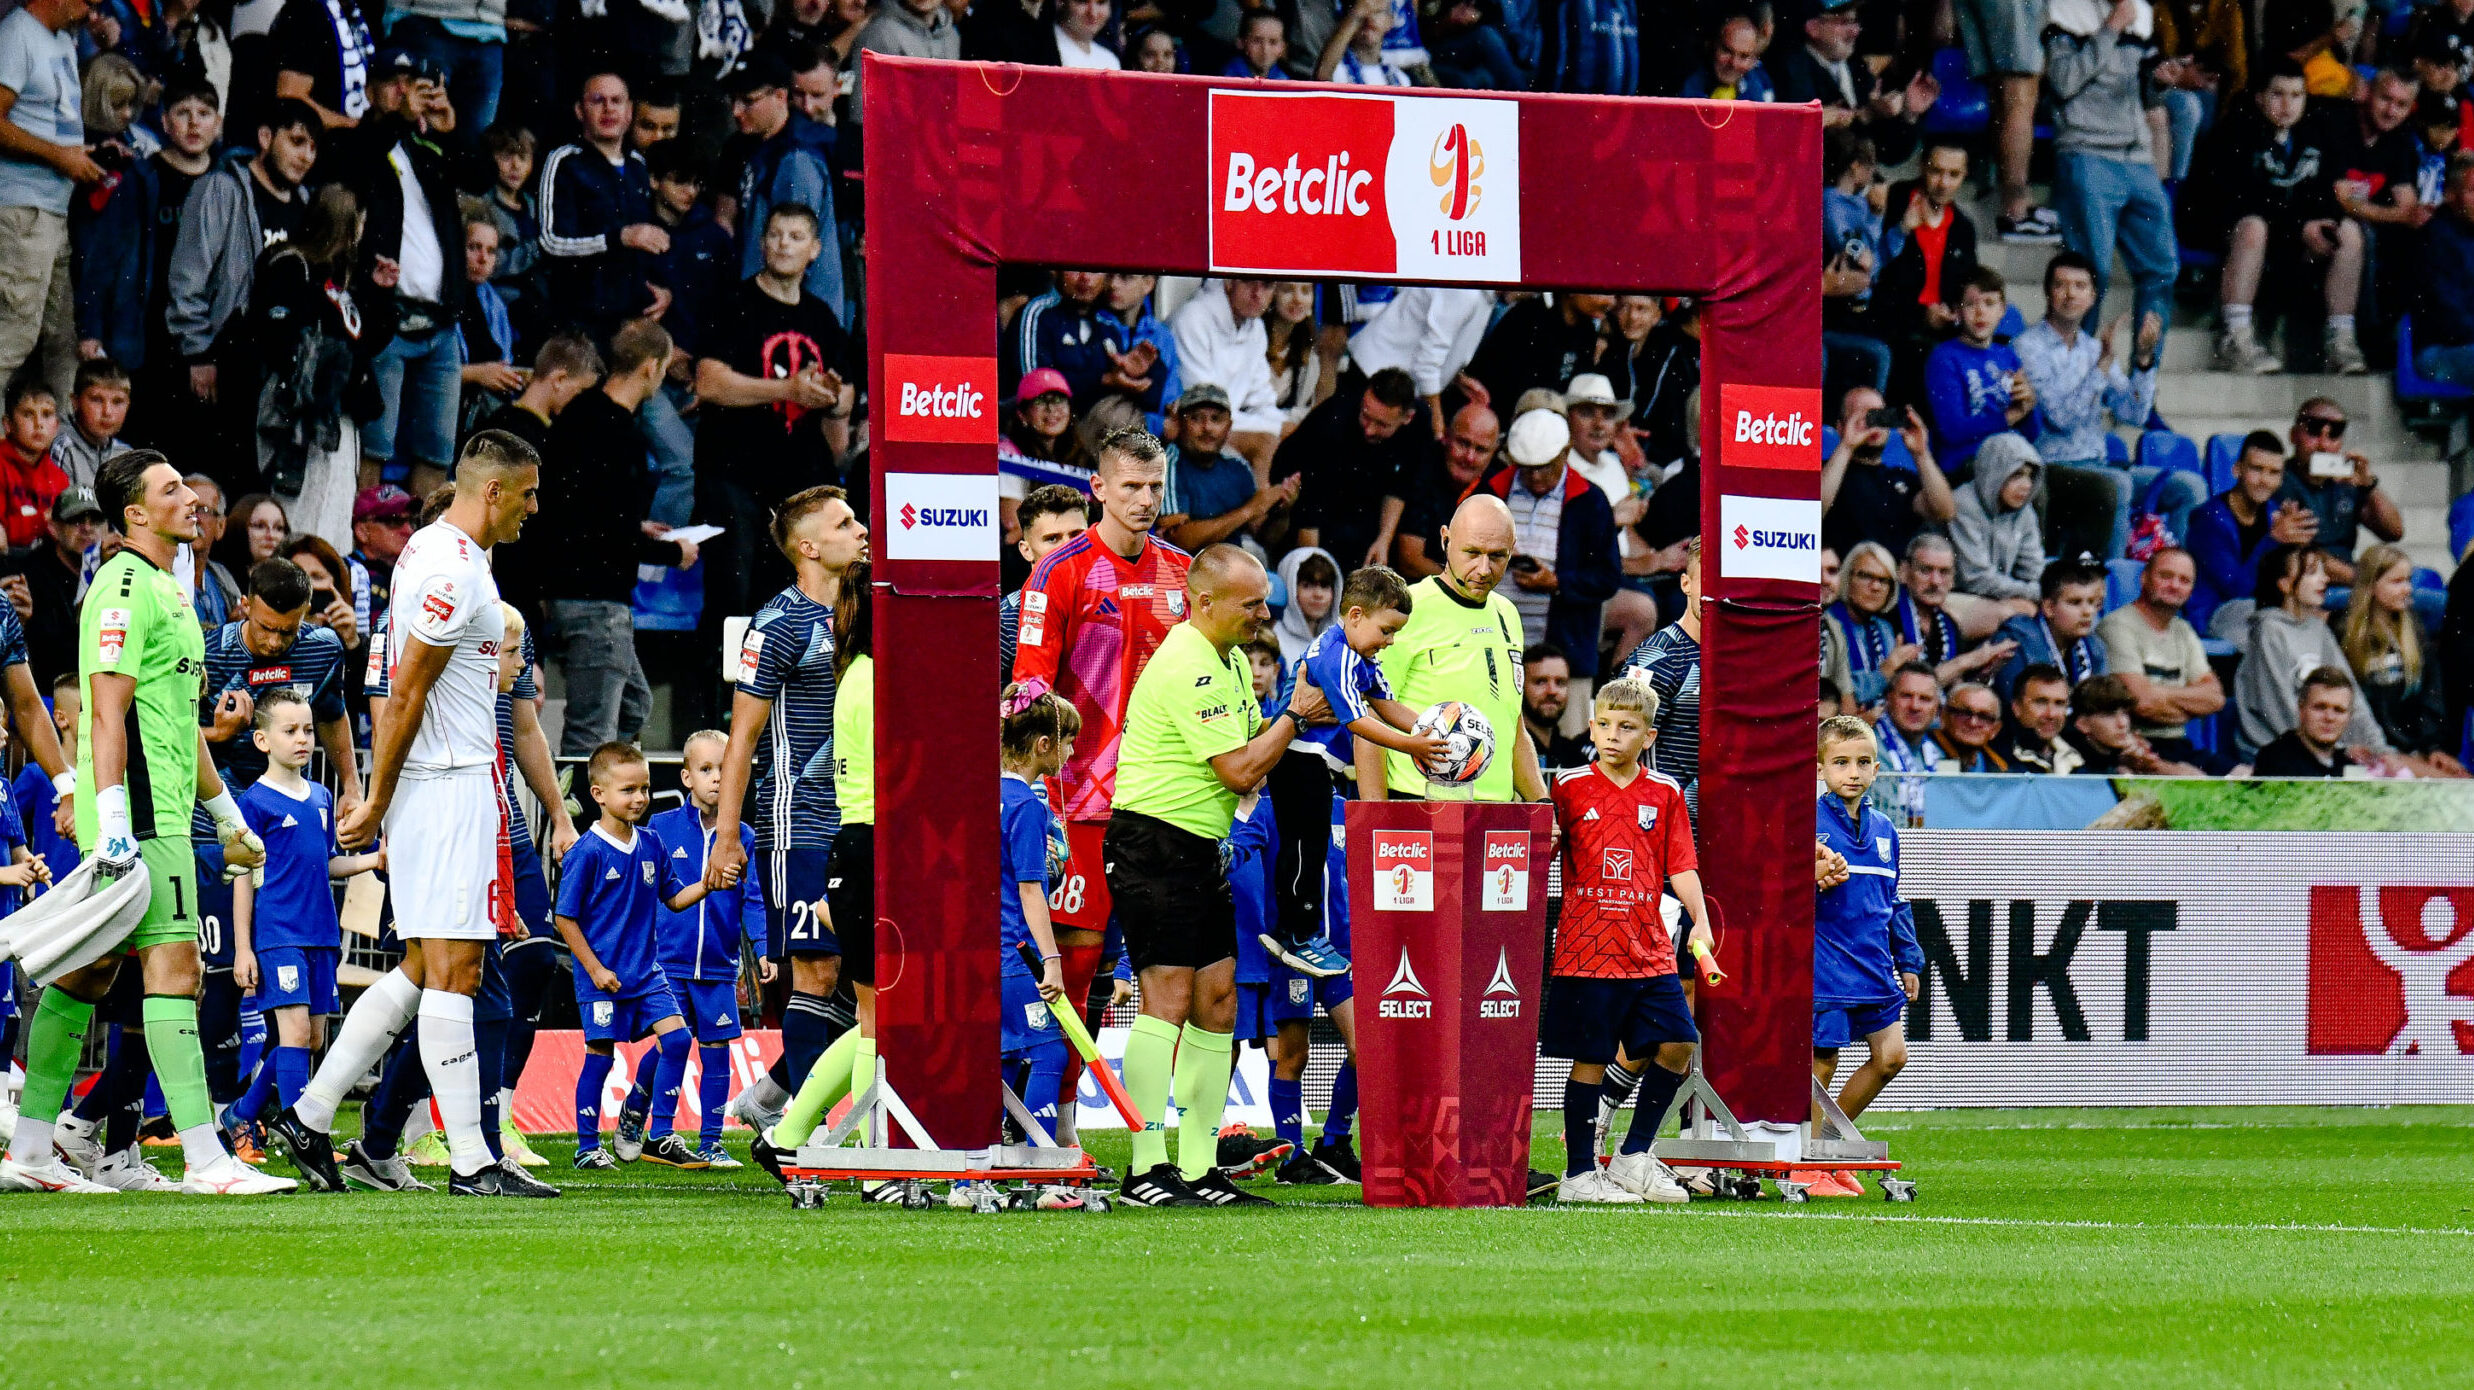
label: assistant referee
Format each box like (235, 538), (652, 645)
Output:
(1104, 544), (1330, 1209)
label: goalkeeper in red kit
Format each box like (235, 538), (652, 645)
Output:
(1008, 428), (1191, 1149)
(1543, 677), (1711, 1206)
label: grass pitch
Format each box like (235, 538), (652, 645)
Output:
(0, 1106), (2466, 1388)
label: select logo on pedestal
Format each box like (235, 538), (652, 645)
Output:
(1718, 493), (1823, 585)
(1481, 831), (1528, 911)
(1717, 383), (1825, 471)
(883, 472), (998, 563)
(1378, 947), (1432, 1019)
(1371, 830), (1434, 912)
(1478, 947), (1521, 1019)
(1209, 91), (1521, 282)
(881, 354), (998, 444)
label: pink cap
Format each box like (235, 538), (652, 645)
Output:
(1017, 367), (1073, 402)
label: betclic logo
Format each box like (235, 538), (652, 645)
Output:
(1208, 91), (1521, 283)
(1717, 383), (1825, 472)
(881, 354), (997, 445)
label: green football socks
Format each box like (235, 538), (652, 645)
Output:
(1173, 1024), (1234, 1183)
(773, 1027), (862, 1149)
(16, 988), (94, 1127)
(1122, 1014), (1179, 1174)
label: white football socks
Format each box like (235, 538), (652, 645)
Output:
(178, 1124), (226, 1173)
(418, 990), (491, 1178)
(10, 1114), (51, 1165)
(296, 968), (421, 1133)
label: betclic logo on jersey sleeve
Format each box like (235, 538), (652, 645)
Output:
(1372, 830), (1433, 912)
(1208, 91), (1521, 282)
(881, 354), (998, 444)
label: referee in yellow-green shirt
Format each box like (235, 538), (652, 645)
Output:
(1104, 544), (1331, 1208)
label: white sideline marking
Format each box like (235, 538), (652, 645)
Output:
(1518, 1209), (2474, 1237)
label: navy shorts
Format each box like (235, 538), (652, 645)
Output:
(474, 941), (513, 1024)
(251, 947), (340, 1015)
(1814, 997), (1905, 1049)
(999, 969), (1067, 1059)
(763, 847), (837, 959)
(194, 843), (235, 968)
(579, 981), (682, 1043)
(510, 839), (553, 940)
(1540, 973), (1699, 1065)
(671, 976), (744, 1043)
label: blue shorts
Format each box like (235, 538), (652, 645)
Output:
(1540, 973), (1698, 1065)
(999, 969), (1067, 1059)
(1235, 969), (1354, 1043)
(474, 942), (513, 1024)
(509, 839), (553, 940)
(252, 946), (340, 1015)
(762, 847), (837, 959)
(1814, 997), (1905, 1049)
(578, 982), (681, 1043)
(670, 975), (744, 1043)
(1, 959), (15, 1017)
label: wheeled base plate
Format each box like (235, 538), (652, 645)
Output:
(775, 1061), (1111, 1212)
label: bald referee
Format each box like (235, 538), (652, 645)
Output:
(1106, 544), (1330, 1208)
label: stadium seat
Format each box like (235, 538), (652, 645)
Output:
(2393, 316), (2474, 404)
(1821, 424), (1838, 461)
(2105, 433), (2131, 466)
(2138, 429), (2200, 486)
(2104, 558), (2144, 613)
(2451, 493), (2474, 567)
(1918, 47), (1987, 135)
(1997, 303), (2025, 341)
(2204, 432), (2245, 495)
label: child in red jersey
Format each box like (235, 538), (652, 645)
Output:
(1544, 677), (1711, 1205)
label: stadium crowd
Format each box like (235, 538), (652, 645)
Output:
(0, 0), (2468, 1203)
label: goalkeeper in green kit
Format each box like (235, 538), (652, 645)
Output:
(0, 452), (285, 1196)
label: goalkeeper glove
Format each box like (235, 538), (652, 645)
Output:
(93, 784), (139, 880)
(203, 789), (266, 888)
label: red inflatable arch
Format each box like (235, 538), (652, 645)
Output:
(861, 54), (1824, 1147)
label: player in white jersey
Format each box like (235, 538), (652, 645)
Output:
(267, 434), (543, 1198)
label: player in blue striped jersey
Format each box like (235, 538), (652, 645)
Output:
(709, 485), (867, 1131)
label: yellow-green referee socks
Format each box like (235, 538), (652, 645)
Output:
(1121, 1014), (1180, 1174)
(773, 1027), (862, 1149)
(1173, 1024), (1234, 1183)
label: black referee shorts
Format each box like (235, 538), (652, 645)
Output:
(826, 823), (876, 986)
(1103, 809), (1236, 973)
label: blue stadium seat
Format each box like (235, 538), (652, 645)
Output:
(1821, 425), (1839, 461)
(2452, 493), (2474, 567)
(2205, 432), (2245, 495)
(2138, 428), (2200, 484)
(2104, 558), (2145, 613)
(2394, 316), (2474, 404)
(2105, 433), (2131, 466)
(1997, 303), (2026, 341)
(1919, 47), (1987, 135)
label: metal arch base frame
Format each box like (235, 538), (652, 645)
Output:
(1649, 1061), (1912, 1202)
(779, 1058), (1101, 1191)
